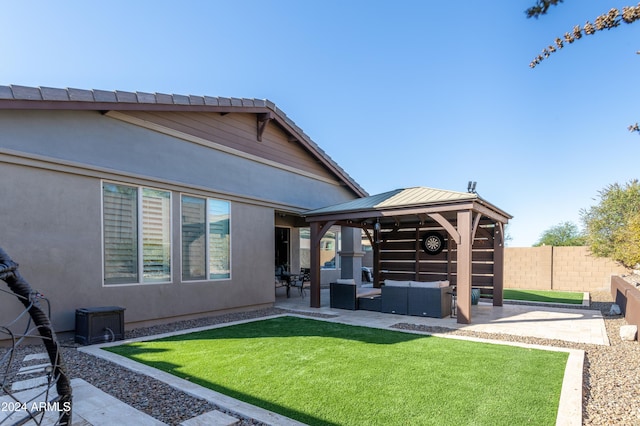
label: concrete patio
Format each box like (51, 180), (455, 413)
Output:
(275, 287), (608, 346)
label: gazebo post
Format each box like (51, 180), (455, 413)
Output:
(373, 224), (382, 288)
(309, 220), (335, 308)
(493, 223), (504, 307)
(309, 222), (322, 308)
(456, 210), (473, 324)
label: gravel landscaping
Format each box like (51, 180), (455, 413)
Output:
(2, 292), (639, 425)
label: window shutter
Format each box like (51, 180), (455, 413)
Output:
(103, 183), (138, 284)
(182, 196), (206, 280)
(142, 189), (171, 283)
(208, 199), (230, 279)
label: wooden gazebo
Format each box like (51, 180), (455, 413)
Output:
(303, 187), (512, 324)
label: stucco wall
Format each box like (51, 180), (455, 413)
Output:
(0, 110), (356, 210)
(0, 109), (360, 335)
(504, 246), (629, 291)
(0, 163), (276, 332)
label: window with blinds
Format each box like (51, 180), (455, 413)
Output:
(208, 199), (230, 279)
(142, 188), (171, 283)
(103, 183), (138, 284)
(181, 196), (206, 280)
(181, 195), (231, 281)
(102, 183), (171, 285)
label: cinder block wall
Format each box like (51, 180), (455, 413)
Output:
(504, 246), (552, 290)
(504, 246), (629, 291)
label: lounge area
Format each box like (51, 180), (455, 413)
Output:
(303, 186), (512, 324)
(274, 286), (609, 346)
(330, 280), (453, 318)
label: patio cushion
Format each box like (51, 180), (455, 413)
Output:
(410, 280), (449, 288)
(336, 279), (356, 285)
(384, 279), (411, 287)
(357, 288), (381, 298)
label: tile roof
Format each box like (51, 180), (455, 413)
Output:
(0, 85), (279, 109)
(0, 84), (367, 197)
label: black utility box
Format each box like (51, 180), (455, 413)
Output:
(75, 306), (125, 345)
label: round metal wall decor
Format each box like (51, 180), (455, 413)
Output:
(422, 232), (445, 255)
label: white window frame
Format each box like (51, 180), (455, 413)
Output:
(180, 194), (232, 282)
(101, 181), (173, 286)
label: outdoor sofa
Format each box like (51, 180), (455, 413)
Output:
(330, 279), (452, 318)
(330, 279), (381, 310)
(382, 279), (452, 318)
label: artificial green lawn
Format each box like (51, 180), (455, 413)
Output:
(503, 289), (584, 305)
(106, 316), (568, 425)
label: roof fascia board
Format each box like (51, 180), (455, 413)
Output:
(0, 99), (271, 114)
(471, 201), (511, 224)
(305, 202), (477, 223)
(305, 200), (511, 224)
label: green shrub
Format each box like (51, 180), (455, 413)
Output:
(581, 180), (640, 268)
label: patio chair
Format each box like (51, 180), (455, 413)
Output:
(275, 265), (288, 295)
(290, 268), (311, 298)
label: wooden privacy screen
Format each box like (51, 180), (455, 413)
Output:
(378, 224), (496, 290)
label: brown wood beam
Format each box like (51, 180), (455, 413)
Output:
(256, 112), (274, 142)
(493, 222), (504, 307)
(446, 237), (453, 282)
(472, 212), (482, 241)
(428, 213), (461, 244)
(456, 210), (473, 324)
(373, 223), (383, 288)
(306, 203), (476, 223)
(415, 227), (421, 281)
(309, 220), (335, 308)
(312, 221), (337, 247)
(309, 222), (322, 308)
(362, 227), (374, 247)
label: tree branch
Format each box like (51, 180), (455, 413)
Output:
(526, 0), (564, 19)
(530, 5), (640, 68)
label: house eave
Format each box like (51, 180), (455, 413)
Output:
(0, 85), (368, 198)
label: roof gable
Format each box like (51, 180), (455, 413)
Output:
(0, 84), (367, 197)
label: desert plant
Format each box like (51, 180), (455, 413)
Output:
(581, 180), (640, 267)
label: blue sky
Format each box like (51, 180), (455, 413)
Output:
(3, 1), (640, 246)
